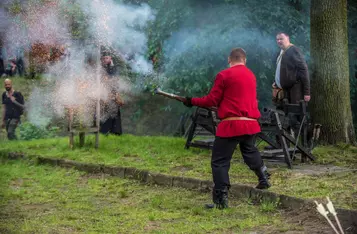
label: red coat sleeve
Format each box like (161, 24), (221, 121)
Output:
(191, 73), (224, 107)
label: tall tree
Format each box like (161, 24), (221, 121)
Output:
(310, 0), (356, 144)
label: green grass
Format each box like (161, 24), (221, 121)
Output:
(1, 134), (357, 210)
(0, 134), (252, 180)
(0, 159), (301, 233)
(312, 143), (357, 167)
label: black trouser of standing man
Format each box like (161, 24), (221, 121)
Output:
(5, 118), (19, 140)
(207, 134), (270, 209)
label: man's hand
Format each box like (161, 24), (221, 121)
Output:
(304, 95), (311, 102)
(177, 97), (191, 106)
(115, 93), (124, 106)
(182, 97), (193, 107)
(11, 64), (17, 70)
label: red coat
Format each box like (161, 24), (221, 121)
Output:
(191, 64), (261, 137)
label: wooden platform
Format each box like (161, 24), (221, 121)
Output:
(261, 148), (301, 157)
(189, 139), (215, 149)
(69, 127), (99, 134)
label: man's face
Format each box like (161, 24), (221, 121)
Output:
(276, 33), (290, 49)
(4, 81), (12, 91)
(102, 56), (112, 65)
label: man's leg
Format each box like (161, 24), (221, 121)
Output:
(100, 117), (113, 135)
(207, 136), (239, 209)
(6, 119), (19, 140)
(239, 134), (271, 189)
(112, 109), (123, 135)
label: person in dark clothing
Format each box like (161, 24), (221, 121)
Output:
(0, 56), (4, 76)
(101, 53), (117, 76)
(99, 87), (124, 135)
(1, 79), (24, 140)
(270, 32), (311, 148)
(183, 48), (271, 209)
(5, 59), (17, 77)
(99, 53), (123, 135)
(16, 56), (25, 76)
(272, 32), (310, 104)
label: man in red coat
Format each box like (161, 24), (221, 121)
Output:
(183, 48), (271, 209)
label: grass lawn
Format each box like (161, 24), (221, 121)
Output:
(1, 134), (357, 211)
(0, 159), (321, 234)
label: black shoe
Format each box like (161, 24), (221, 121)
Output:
(204, 202), (228, 209)
(254, 166), (271, 189)
(205, 204), (216, 209)
(205, 188), (229, 209)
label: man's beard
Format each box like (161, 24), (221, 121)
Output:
(5, 87), (11, 91)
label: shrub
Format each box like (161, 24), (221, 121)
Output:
(19, 122), (59, 140)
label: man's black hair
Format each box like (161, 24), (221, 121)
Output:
(276, 31), (290, 37)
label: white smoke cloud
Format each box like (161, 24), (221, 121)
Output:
(0, 0), (156, 128)
(2, 1), (71, 58)
(79, 0), (155, 74)
(162, 4), (276, 75)
(0, 8), (11, 33)
(26, 45), (134, 128)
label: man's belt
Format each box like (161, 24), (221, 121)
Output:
(222, 117), (257, 121)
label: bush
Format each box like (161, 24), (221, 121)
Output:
(19, 122), (60, 140)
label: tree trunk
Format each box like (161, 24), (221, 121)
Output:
(310, 0), (356, 144)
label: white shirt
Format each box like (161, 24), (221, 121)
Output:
(275, 49), (284, 88)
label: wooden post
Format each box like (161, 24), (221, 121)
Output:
(68, 107), (74, 149)
(79, 132), (85, 147)
(95, 45), (101, 149)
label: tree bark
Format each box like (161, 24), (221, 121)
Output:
(310, 0), (356, 144)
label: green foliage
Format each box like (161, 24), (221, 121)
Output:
(4, 0), (357, 136)
(143, 0), (356, 134)
(60, 1), (90, 40)
(7, 1), (22, 14)
(146, 0), (194, 69)
(146, 0), (311, 108)
(19, 122), (59, 140)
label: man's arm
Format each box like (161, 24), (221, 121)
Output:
(293, 47), (310, 96)
(2, 93), (6, 128)
(1, 104), (5, 128)
(11, 92), (25, 108)
(190, 73), (224, 108)
(11, 100), (24, 108)
(115, 93), (124, 106)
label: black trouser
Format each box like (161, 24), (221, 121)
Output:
(5, 118), (19, 140)
(211, 134), (263, 190)
(100, 110), (122, 135)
